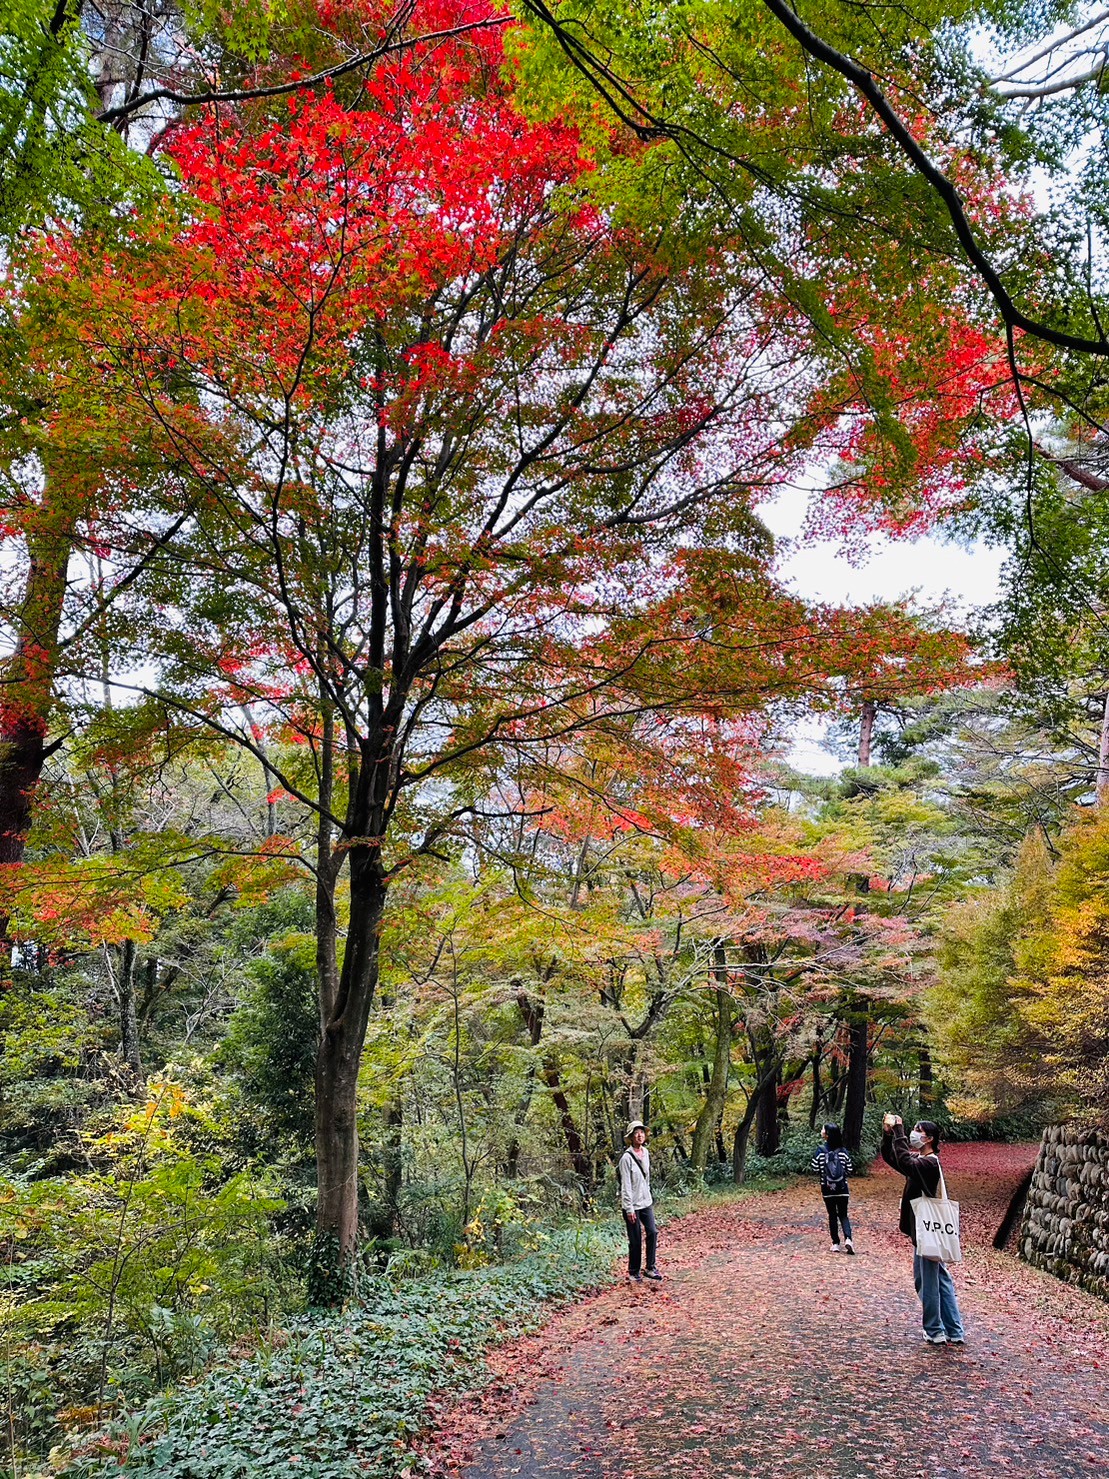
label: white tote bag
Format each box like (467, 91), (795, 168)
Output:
(912, 1164), (962, 1264)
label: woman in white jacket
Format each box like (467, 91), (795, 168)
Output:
(618, 1121), (662, 1282)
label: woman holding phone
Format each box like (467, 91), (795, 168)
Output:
(881, 1113), (965, 1345)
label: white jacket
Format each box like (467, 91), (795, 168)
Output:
(618, 1147), (652, 1213)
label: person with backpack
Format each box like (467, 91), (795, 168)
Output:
(811, 1122), (855, 1253)
(881, 1113), (966, 1345)
(618, 1120), (662, 1282)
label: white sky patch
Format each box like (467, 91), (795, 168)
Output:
(762, 485), (1006, 775)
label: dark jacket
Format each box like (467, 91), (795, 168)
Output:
(881, 1125), (941, 1243)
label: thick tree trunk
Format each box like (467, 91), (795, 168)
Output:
(732, 1095), (759, 1184)
(843, 1010), (869, 1154)
(755, 1064), (781, 1156)
(313, 847), (388, 1290)
(116, 938), (143, 1076)
(0, 497), (74, 946)
(690, 981), (733, 1173)
(0, 718), (47, 869)
(858, 698), (876, 768)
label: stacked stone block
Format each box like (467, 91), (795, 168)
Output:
(1021, 1123), (1109, 1298)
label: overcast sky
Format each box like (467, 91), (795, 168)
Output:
(763, 486), (1007, 774)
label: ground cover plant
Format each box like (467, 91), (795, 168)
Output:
(54, 1223), (623, 1479)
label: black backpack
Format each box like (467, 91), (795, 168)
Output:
(822, 1149), (848, 1195)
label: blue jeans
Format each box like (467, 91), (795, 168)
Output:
(913, 1252), (965, 1340)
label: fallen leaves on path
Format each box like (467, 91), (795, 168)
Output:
(415, 1143), (1109, 1479)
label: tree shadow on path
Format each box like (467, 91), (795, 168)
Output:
(419, 1143), (1109, 1479)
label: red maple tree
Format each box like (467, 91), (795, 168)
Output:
(0, 0), (1010, 1272)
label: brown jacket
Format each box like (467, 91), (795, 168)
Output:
(881, 1125), (941, 1243)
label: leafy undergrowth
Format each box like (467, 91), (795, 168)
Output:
(51, 1223), (622, 1479)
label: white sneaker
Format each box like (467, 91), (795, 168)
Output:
(829, 1243), (841, 1253)
(922, 1333), (947, 1345)
(844, 1239), (855, 1255)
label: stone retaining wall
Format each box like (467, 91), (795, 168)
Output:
(1021, 1123), (1109, 1298)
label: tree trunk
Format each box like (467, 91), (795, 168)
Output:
(809, 1040), (824, 1130)
(1097, 691), (1109, 806)
(690, 980), (733, 1173)
(312, 845), (388, 1295)
(540, 1059), (592, 1182)
(610, 1039), (634, 1137)
(827, 1063), (848, 1112)
(0, 493), (74, 946)
(755, 1064), (781, 1156)
(858, 698), (876, 767)
(116, 938), (142, 1076)
(918, 1042), (935, 1111)
(382, 1100), (403, 1234)
(732, 1096), (759, 1184)
(504, 1064), (536, 1178)
(843, 1009), (869, 1154)
(514, 987), (591, 1181)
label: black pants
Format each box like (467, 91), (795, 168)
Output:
(624, 1203), (658, 1274)
(825, 1195), (852, 1244)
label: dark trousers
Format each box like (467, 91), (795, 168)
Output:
(825, 1195), (852, 1244)
(624, 1203), (658, 1274)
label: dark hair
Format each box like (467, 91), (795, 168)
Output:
(822, 1122), (844, 1149)
(916, 1120), (942, 1153)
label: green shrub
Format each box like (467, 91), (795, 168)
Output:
(1, 1088), (292, 1466)
(219, 898), (318, 1155)
(55, 1223), (622, 1479)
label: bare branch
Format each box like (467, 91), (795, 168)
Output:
(96, 14), (511, 125)
(756, 0), (1109, 358)
(994, 53), (1108, 100)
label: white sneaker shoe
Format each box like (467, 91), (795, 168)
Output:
(922, 1333), (947, 1345)
(829, 1243), (841, 1253)
(844, 1239), (855, 1254)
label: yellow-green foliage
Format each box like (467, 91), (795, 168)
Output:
(1, 1085), (289, 1458)
(930, 830), (1049, 1119)
(1011, 811), (1109, 1119)
(933, 813), (1109, 1123)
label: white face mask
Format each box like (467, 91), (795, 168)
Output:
(909, 1129), (927, 1150)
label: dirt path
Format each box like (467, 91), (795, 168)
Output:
(420, 1143), (1109, 1479)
